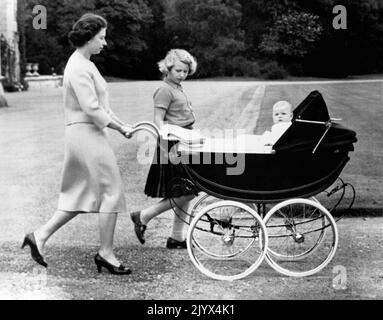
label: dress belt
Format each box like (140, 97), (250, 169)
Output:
(66, 121), (93, 126)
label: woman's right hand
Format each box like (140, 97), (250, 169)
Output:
(120, 125), (133, 139)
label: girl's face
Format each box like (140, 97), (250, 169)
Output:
(87, 28), (107, 55)
(167, 61), (189, 85)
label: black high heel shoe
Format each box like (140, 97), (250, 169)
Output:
(21, 233), (48, 268)
(94, 253), (132, 275)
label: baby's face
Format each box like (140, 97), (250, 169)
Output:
(272, 103), (292, 124)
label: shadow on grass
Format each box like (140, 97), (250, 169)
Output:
(331, 207), (383, 217)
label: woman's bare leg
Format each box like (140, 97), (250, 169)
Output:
(33, 210), (78, 253)
(98, 213), (121, 266)
(32, 211), (121, 266)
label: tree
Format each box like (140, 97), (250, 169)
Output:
(239, 0), (288, 57)
(165, 0), (247, 77)
(259, 10), (322, 59)
(295, 0), (383, 76)
(138, 0), (172, 79)
(92, 0), (153, 78)
(20, 0), (153, 78)
(19, 0), (383, 79)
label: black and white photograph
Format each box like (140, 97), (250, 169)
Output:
(0, 0), (382, 305)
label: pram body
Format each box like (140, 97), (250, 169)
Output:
(180, 90), (356, 202)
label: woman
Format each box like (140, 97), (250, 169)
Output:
(21, 13), (132, 275)
(130, 49), (198, 249)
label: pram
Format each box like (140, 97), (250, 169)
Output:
(131, 90), (357, 281)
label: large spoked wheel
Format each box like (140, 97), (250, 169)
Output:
(188, 193), (221, 224)
(187, 200), (268, 281)
(265, 197), (324, 262)
(264, 198), (338, 277)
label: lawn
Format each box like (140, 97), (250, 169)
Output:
(0, 79), (382, 300)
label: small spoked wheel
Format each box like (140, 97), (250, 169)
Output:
(263, 198), (338, 277)
(187, 200), (268, 281)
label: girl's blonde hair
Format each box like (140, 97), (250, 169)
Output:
(158, 49), (197, 75)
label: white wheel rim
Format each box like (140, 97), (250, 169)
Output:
(187, 200), (268, 281)
(263, 198), (338, 277)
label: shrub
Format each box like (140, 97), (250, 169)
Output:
(228, 56), (261, 77)
(259, 60), (287, 79)
(3, 79), (25, 92)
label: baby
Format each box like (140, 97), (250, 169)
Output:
(182, 100), (293, 155)
(235, 100), (293, 152)
(262, 100), (293, 145)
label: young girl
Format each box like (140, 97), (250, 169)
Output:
(130, 49), (198, 249)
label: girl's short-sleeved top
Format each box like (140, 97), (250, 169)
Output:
(153, 78), (195, 128)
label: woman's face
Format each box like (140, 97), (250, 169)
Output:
(87, 28), (107, 55)
(167, 61), (189, 85)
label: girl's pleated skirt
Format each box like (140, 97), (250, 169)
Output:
(144, 140), (196, 198)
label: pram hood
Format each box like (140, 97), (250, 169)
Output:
(273, 90), (357, 153)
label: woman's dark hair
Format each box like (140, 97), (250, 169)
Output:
(68, 13), (107, 48)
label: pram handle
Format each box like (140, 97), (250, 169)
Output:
(129, 121), (182, 156)
(130, 121), (202, 144)
(130, 121), (160, 139)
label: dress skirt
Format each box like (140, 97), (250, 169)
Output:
(144, 140), (197, 198)
(58, 123), (126, 213)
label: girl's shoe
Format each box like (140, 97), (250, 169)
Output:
(94, 253), (132, 275)
(130, 211), (146, 244)
(166, 237), (187, 249)
(21, 233), (48, 268)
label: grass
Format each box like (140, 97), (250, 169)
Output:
(0, 79), (382, 299)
